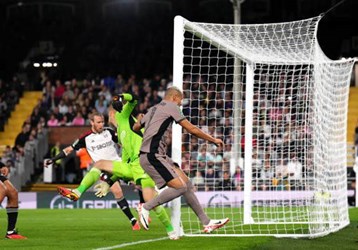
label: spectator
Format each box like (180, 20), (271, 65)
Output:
(232, 166), (242, 190)
(50, 142), (64, 183)
(102, 75), (116, 93)
(211, 146), (223, 169)
(260, 157), (275, 191)
(191, 170), (205, 190)
(63, 83), (75, 101)
(0, 96), (8, 116)
(197, 146), (214, 172)
(58, 99), (69, 115)
(95, 96), (108, 115)
(149, 90), (162, 106)
(14, 124), (30, 153)
(205, 167), (217, 179)
(217, 171), (235, 191)
(54, 79), (65, 102)
(286, 153), (303, 190)
(30, 107), (41, 128)
(98, 85), (112, 103)
(275, 158), (289, 190)
(52, 107), (63, 121)
(65, 105), (76, 123)
(59, 115), (72, 126)
(47, 114), (59, 127)
(72, 112), (85, 126)
(205, 167), (217, 191)
(0, 146), (16, 164)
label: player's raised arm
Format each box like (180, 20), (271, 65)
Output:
(108, 105), (117, 128)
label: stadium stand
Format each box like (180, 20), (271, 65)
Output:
(0, 73), (356, 193)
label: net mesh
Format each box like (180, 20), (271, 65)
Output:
(175, 16), (355, 237)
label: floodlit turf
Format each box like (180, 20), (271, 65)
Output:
(0, 208), (357, 250)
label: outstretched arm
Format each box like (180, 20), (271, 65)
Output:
(44, 145), (73, 167)
(179, 119), (224, 147)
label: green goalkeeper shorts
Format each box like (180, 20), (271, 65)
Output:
(130, 158), (155, 188)
(112, 159), (155, 188)
(112, 160), (133, 183)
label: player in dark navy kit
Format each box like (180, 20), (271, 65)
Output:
(133, 86), (229, 233)
(0, 161), (27, 239)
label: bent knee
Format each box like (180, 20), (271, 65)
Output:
(94, 160), (105, 167)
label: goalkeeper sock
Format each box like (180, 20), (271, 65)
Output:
(182, 181), (210, 225)
(76, 168), (101, 194)
(6, 207), (18, 232)
(153, 205), (174, 233)
(117, 197), (136, 223)
(143, 185), (187, 210)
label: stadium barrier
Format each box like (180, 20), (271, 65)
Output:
(2, 189), (355, 209)
(9, 128), (48, 190)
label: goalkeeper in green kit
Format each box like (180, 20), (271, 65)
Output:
(93, 93), (178, 240)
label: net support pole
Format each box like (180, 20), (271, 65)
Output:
(171, 15), (185, 236)
(243, 63), (255, 224)
(232, 64), (241, 174)
(232, 0), (243, 176)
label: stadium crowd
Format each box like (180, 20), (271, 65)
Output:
(0, 70), (352, 192)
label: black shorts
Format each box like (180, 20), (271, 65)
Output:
(0, 174), (8, 182)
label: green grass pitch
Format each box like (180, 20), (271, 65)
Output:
(0, 208), (357, 250)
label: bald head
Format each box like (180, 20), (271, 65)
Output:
(164, 86), (183, 106)
(164, 86), (183, 99)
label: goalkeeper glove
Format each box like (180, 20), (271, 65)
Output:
(111, 94), (124, 112)
(94, 182), (110, 198)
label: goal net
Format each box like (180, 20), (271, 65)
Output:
(171, 15), (356, 238)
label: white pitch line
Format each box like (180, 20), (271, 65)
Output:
(93, 237), (168, 250)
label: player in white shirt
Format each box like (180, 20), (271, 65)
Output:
(44, 111), (140, 230)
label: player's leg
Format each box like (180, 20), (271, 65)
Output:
(110, 181), (140, 230)
(139, 155), (229, 232)
(141, 165), (217, 229)
(130, 158), (176, 237)
(0, 179), (6, 204)
(1, 179), (27, 239)
(140, 177), (176, 238)
(58, 160), (112, 200)
(138, 154), (187, 230)
(111, 161), (140, 230)
(170, 167), (229, 233)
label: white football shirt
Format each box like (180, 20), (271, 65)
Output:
(71, 127), (121, 162)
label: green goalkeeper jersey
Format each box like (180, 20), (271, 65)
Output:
(114, 93), (143, 163)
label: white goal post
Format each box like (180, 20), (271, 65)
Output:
(171, 15), (356, 238)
